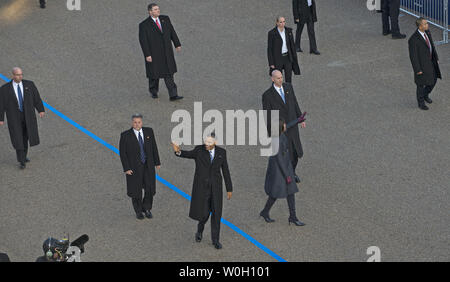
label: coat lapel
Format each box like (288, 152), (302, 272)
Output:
(150, 17), (163, 34)
(9, 81), (20, 108)
(271, 85), (288, 109)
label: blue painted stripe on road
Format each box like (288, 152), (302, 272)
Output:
(0, 73), (286, 262)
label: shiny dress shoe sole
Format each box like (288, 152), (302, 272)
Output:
(170, 96), (184, 101)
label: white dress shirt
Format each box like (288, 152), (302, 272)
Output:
(133, 128), (145, 143)
(308, 0), (313, 6)
(277, 28), (289, 54)
(273, 84), (286, 102)
(12, 81), (24, 105)
(418, 29), (432, 54)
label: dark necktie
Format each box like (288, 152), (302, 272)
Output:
(17, 84), (24, 112)
(138, 132), (146, 164)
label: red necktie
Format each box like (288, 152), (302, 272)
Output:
(424, 33), (432, 57)
(155, 19), (162, 31)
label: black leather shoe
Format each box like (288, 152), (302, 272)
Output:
(25, 158), (30, 163)
(195, 232), (202, 242)
(419, 104), (429, 111)
(288, 218), (305, 226)
(19, 163), (26, 169)
(213, 242), (222, 249)
(383, 30), (391, 36)
(392, 33), (406, 39)
(170, 96), (184, 101)
(294, 175), (301, 183)
(310, 50), (320, 55)
(259, 212), (275, 223)
(424, 97), (433, 104)
(136, 213), (145, 220)
(151, 93), (158, 99)
(144, 210), (153, 219)
(296, 47), (303, 53)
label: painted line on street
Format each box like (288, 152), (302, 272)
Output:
(0, 73), (287, 262)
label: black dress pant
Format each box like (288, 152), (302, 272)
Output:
(131, 162), (154, 215)
(261, 194), (298, 220)
(382, 0), (401, 35)
(276, 55), (293, 83)
(295, 20), (318, 52)
(149, 75), (178, 98)
(16, 112), (28, 164)
(416, 74), (437, 107)
(197, 185), (221, 244)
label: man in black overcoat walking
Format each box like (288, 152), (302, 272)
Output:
(267, 16), (301, 83)
(119, 114), (161, 220)
(292, 0), (320, 54)
(408, 18), (442, 111)
(171, 134), (233, 250)
(262, 70), (306, 183)
(139, 3), (183, 101)
(0, 67), (45, 169)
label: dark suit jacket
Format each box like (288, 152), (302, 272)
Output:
(262, 83), (304, 159)
(139, 15), (181, 79)
(408, 29), (442, 86)
(176, 145), (232, 221)
(293, 0), (317, 24)
(267, 27), (301, 75)
(119, 127), (161, 198)
(0, 80), (45, 150)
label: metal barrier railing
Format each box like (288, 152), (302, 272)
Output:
(400, 0), (449, 45)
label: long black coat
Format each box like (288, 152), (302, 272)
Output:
(262, 82), (304, 159)
(293, 0), (317, 24)
(139, 15), (181, 79)
(267, 27), (301, 75)
(119, 127), (161, 198)
(176, 145), (233, 221)
(265, 134), (299, 199)
(0, 80), (45, 150)
(408, 29), (442, 86)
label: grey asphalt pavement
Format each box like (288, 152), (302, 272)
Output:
(0, 0), (448, 262)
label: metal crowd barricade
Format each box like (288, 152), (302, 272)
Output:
(400, 0), (449, 45)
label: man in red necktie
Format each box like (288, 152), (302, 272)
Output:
(408, 18), (442, 111)
(139, 3), (183, 101)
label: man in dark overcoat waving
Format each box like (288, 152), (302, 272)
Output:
(139, 3), (183, 101)
(0, 67), (45, 169)
(171, 134), (233, 250)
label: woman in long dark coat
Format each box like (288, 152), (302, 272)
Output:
(260, 119), (305, 226)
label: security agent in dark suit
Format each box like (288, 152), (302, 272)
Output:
(262, 70), (306, 183)
(119, 114), (161, 220)
(171, 134), (233, 250)
(292, 0), (320, 54)
(139, 3), (183, 101)
(0, 67), (45, 169)
(408, 18), (442, 111)
(267, 17), (301, 83)
(381, 0), (406, 39)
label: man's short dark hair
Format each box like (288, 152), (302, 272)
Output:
(148, 3), (158, 11)
(132, 113), (143, 120)
(416, 17), (426, 28)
